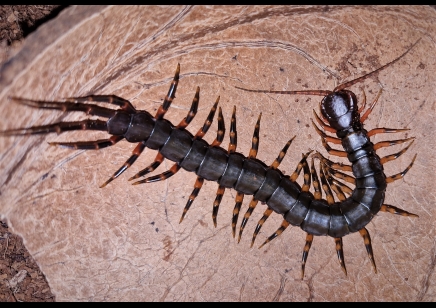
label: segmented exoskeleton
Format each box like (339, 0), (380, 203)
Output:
(1, 41), (419, 278)
(235, 39), (420, 276)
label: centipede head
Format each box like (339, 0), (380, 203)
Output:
(320, 90), (360, 131)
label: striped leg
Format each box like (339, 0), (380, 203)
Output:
(1, 119), (108, 137)
(385, 155), (416, 183)
(359, 228), (377, 273)
(65, 94), (137, 113)
(334, 237), (347, 276)
(380, 140), (415, 165)
(214, 106), (237, 228)
(180, 177), (204, 223)
(154, 63), (180, 120)
(127, 88), (200, 184)
(194, 97), (219, 139)
(232, 114), (261, 236)
(129, 152), (164, 181)
(238, 137), (295, 242)
(323, 165), (356, 185)
(251, 208), (273, 248)
(301, 157), (323, 279)
(380, 204), (418, 217)
(50, 135), (124, 150)
(132, 162), (181, 184)
(301, 233), (314, 279)
(258, 151), (312, 249)
(312, 151), (352, 173)
(9, 97), (120, 118)
(176, 87), (200, 129)
(319, 163), (347, 275)
(289, 151), (313, 182)
(258, 220), (290, 249)
(179, 99), (220, 223)
(100, 141), (147, 187)
(211, 107), (226, 227)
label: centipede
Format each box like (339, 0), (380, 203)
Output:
(0, 40), (420, 279)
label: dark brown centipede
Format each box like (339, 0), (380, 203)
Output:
(0, 40), (419, 279)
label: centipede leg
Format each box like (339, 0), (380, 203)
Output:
(310, 157), (322, 200)
(238, 197), (259, 243)
(320, 162), (347, 275)
(64, 94), (137, 113)
(155, 63), (180, 120)
(323, 165), (356, 185)
(311, 120), (342, 144)
(385, 154), (416, 183)
(301, 154), (312, 192)
(212, 107), (227, 226)
(228, 106), (238, 153)
(301, 233), (314, 279)
(9, 97), (120, 118)
(373, 137), (415, 151)
(334, 237), (347, 276)
(323, 164), (346, 202)
(359, 228), (377, 273)
(100, 141), (146, 187)
(248, 113), (262, 158)
(129, 152), (165, 180)
(312, 118), (347, 158)
(194, 97), (219, 139)
(176, 87), (200, 129)
(213, 185), (226, 228)
(380, 204), (419, 217)
(380, 140), (414, 165)
(259, 220), (290, 249)
(238, 137), (294, 242)
(290, 150), (313, 182)
(251, 208), (273, 248)
(232, 192), (245, 236)
(330, 178), (353, 196)
(319, 137), (348, 158)
(319, 160), (335, 205)
(180, 176), (204, 223)
(132, 162), (181, 184)
(313, 110), (337, 134)
(360, 89), (382, 123)
(50, 135), (124, 150)
(367, 127), (410, 138)
(211, 107), (225, 147)
(1, 119), (108, 136)
(357, 89), (367, 114)
(232, 113), (261, 234)
(312, 151), (353, 172)
(270, 137), (295, 169)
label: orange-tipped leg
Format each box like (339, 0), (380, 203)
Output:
(359, 228), (377, 273)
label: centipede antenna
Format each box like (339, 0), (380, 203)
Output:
(235, 87), (332, 97)
(334, 38), (421, 92)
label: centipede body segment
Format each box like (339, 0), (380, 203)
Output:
(0, 40), (420, 279)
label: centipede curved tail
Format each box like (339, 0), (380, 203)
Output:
(1, 40), (419, 279)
